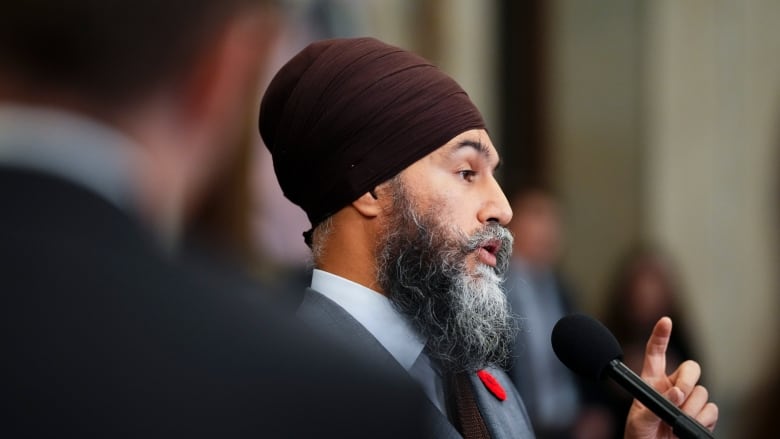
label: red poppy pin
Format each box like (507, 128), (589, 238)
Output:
(477, 369), (506, 401)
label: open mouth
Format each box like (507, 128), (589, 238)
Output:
(476, 239), (501, 267)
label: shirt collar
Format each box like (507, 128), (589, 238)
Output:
(0, 104), (140, 212)
(311, 269), (426, 371)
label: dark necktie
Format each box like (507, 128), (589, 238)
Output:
(445, 372), (493, 439)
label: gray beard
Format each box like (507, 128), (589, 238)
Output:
(376, 183), (515, 373)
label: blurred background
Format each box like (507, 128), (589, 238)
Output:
(198, 1), (779, 436)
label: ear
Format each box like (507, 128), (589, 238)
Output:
(352, 191), (383, 218)
(181, 9), (277, 129)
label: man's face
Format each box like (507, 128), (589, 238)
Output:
(394, 129), (513, 268)
(375, 129), (516, 372)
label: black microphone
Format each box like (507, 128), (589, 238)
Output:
(551, 314), (714, 439)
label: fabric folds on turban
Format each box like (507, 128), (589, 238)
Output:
(259, 37), (485, 242)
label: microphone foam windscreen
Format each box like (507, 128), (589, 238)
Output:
(551, 314), (624, 381)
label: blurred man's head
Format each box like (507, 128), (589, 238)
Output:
(0, 0), (276, 231)
(260, 38), (515, 372)
(0, 1), (269, 108)
(508, 187), (562, 270)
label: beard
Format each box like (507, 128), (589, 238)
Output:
(376, 180), (515, 373)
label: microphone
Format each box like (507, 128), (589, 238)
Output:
(551, 314), (713, 439)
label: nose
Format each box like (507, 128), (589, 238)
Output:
(477, 177), (513, 226)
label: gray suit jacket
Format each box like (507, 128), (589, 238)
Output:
(298, 288), (536, 439)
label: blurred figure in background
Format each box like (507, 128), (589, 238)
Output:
(739, 351), (780, 438)
(504, 186), (585, 439)
(600, 245), (700, 439)
(0, 1), (426, 436)
(504, 187), (614, 439)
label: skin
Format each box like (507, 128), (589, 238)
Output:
(396, 129), (513, 271)
(317, 128), (718, 437)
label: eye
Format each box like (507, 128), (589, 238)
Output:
(458, 170), (477, 182)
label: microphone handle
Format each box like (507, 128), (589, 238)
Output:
(606, 359), (714, 439)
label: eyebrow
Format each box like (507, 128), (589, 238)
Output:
(455, 140), (502, 171)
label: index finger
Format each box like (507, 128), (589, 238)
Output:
(640, 316), (672, 380)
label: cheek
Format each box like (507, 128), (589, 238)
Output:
(436, 196), (478, 235)
(404, 171), (482, 234)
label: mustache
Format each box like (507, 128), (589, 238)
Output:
(463, 222), (514, 275)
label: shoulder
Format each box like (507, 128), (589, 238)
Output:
(298, 287), (367, 335)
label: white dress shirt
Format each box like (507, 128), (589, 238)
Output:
(311, 269), (447, 413)
(0, 104), (180, 249)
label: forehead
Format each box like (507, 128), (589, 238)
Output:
(392, 128), (500, 191)
(427, 129), (500, 165)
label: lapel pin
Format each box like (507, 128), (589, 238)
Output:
(477, 369), (506, 401)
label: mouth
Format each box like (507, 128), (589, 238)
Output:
(475, 239), (501, 267)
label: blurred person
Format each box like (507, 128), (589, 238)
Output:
(738, 351), (780, 438)
(0, 1), (427, 437)
(259, 37), (718, 438)
(600, 245), (701, 439)
(504, 186), (588, 439)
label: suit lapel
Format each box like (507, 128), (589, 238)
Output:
(298, 288), (463, 438)
(298, 288), (404, 375)
(468, 367), (535, 439)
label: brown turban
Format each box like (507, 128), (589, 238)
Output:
(259, 37), (485, 244)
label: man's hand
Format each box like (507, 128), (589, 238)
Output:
(624, 317), (718, 439)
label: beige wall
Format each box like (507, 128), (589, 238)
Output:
(644, 0), (780, 402)
(547, 0), (645, 314)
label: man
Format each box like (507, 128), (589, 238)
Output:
(0, 3), (425, 437)
(259, 37), (718, 438)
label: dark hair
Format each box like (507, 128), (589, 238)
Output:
(0, 0), (264, 105)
